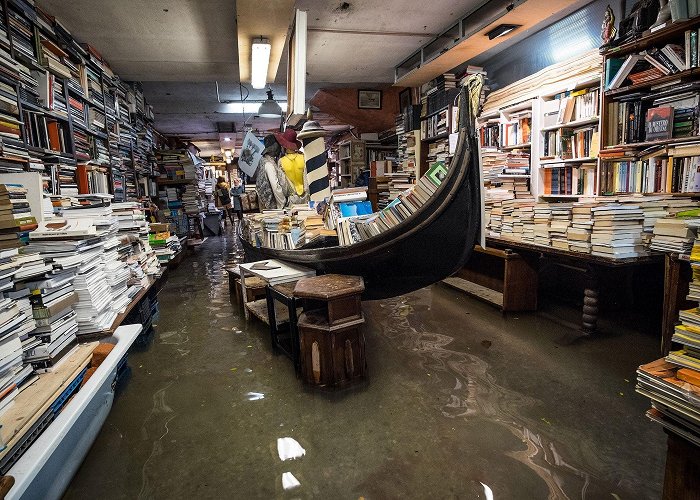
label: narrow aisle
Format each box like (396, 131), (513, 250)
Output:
(64, 229), (666, 499)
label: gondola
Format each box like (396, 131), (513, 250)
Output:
(241, 79), (483, 300)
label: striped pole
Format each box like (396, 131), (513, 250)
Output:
(302, 136), (331, 202)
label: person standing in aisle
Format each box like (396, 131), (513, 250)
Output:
(230, 177), (245, 221)
(215, 176), (235, 226)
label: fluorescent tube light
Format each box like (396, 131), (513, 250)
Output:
(251, 38), (271, 89)
(222, 102), (287, 114)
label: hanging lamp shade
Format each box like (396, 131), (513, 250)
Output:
(258, 89), (282, 118)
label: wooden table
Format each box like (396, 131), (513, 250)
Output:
(238, 260), (315, 320)
(266, 281), (302, 373)
(662, 430), (700, 500)
(484, 237), (663, 335)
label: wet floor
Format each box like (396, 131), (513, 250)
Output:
(64, 229), (666, 499)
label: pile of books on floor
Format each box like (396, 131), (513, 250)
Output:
(637, 240), (700, 444)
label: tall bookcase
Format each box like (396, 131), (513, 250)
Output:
(338, 139), (365, 188)
(0, 0), (159, 202)
(478, 71), (603, 202)
(600, 17), (700, 197)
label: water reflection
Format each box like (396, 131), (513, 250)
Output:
(282, 472), (301, 490)
(277, 437), (305, 461)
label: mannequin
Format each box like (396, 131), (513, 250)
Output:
(256, 132), (309, 209)
(274, 129), (309, 206)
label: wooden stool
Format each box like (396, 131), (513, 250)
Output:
(294, 274), (366, 388)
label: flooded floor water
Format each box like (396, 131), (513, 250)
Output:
(64, 229), (666, 499)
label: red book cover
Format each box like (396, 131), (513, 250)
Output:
(645, 106), (673, 141)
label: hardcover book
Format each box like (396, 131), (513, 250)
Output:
(645, 106), (673, 141)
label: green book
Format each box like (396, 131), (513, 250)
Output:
(425, 161), (448, 187)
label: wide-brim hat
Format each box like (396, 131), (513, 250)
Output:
(297, 120), (327, 140)
(274, 128), (301, 150)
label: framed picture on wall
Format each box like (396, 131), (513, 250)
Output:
(399, 88), (411, 112)
(358, 89), (382, 109)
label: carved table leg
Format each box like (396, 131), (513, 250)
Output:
(582, 267), (599, 335)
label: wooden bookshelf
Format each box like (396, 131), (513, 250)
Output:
(600, 18), (700, 197)
(0, 0), (160, 200)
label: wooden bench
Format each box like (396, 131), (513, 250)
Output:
(443, 245), (538, 312)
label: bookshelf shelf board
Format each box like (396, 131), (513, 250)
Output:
(156, 178), (193, 185)
(499, 100), (532, 114)
(540, 116), (599, 131)
(421, 105), (450, 119)
(605, 68), (700, 97)
(423, 132), (449, 143)
(502, 143), (531, 150)
(539, 194), (585, 198)
(539, 157), (597, 165)
(540, 76), (601, 98)
(19, 100), (71, 122)
(604, 136), (700, 150)
(340, 174), (352, 177)
(601, 18), (700, 58)
(497, 174), (530, 178)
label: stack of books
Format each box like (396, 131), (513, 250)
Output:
(385, 172), (414, 201)
(482, 149), (508, 185)
(23, 270), (78, 370)
(549, 203), (573, 250)
(0, 298), (27, 414)
(567, 203), (595, 253)
(649, 217), (698, 254)
(483, 188), (512, 237)
(533, 204), (552, 246)
(590, 204), (646, 258)
(0, 183), (35, 249)
(149, 228), (181, 264)
(102, 236), (131, 314)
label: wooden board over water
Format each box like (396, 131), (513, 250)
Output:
(0, 342), (97, 461)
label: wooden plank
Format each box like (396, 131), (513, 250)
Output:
(442, 277), (504, 309)
(395, 0), (582, 87)
(0, 342), (98, 461)
(245, 299), (291, 326)
(661, 254), (693, 355)
(486, 236), (661, 268)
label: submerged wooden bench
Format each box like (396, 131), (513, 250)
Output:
(443, 244), (538, 312)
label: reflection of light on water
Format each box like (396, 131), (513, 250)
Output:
(245, 392), (265, 401)
(480, 482), (494, 500)
(282, 472), (301, 490)
(277, 437), (306, 461)
(379, 296), (611, 499)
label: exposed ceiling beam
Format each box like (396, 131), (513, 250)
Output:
(237, 0), (295, 86)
